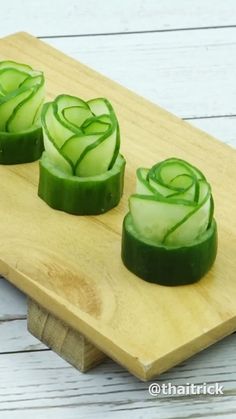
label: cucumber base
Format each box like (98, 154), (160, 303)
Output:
(122, 213), (217, 286)
(0, 127), (44, 164)
(38, 152), (126, 215)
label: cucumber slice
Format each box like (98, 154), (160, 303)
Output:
(158, 160), (192, 184)
(0, 60), (45, 163)
(63, 107), (92, 129)
(148, 178), (174, 197)
(130, 194), (194, 244)
(33, 99), (44, 125)
(19, 74), (42, 88)
(0, 61), (32, 72)
(41, 94), (122, 186)
(169, 174), (193, 188)
(0, 126), (44, 164)
(0, 88), (33, 131)
(129, 158), (213, 246)
(151, 158), (205, 183)
(82, 117), (110, 134)
(164, 181), (211, 245)
(122, 213), (217, 286)
(0, 69), (29, 93)
(0, 61), (45, 132)
(165, 194), (210, 245)
(38, 151), (126, 215)
(61, 134), (100, 166)
(43, 130), (73, 175)
(136, 168), (156, 195)
(96, 115), (110, 123)
(56, 94), (91, 133)
(7, 83), (44, 132)
(87, 98), (111, 116)
(122, 158), (217, 284)
(167, 175), (196, 201)
(75, 129), (117, 176)
(56, 94), (89, 112)
(43, 102), (73, 148)
(0, 86), (6, 97)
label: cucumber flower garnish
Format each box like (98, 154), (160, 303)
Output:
(131, 158), (213, 246)
(39, 95), (126, 215)
(122, 158), (217, 286)
(0, 60), (45, 164)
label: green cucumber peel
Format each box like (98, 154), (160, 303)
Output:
(122, 212), (217, 286)
(38, 151), (126, 215)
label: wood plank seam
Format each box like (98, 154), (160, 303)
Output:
(38, 24), (236, 40)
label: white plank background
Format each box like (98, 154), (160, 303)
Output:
(1, 0), (236, 37)
(0, 1), (236, 417)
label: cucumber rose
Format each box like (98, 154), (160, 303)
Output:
(38, 95), (126, 215)
(122, 158), (217, 286)
(0, 61), (45, 164)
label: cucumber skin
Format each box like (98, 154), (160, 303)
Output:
(122, 213), (217, 286)
(0, 127), (44, 164)
(38, 152), (126, 215)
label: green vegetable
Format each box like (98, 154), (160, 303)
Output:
(0, 61), (45, 164)
(39, 95), (126, 214)
(122, 158), (217, 285)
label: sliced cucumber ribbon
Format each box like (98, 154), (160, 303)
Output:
(39, 95), (125, 214)
(0, 61), (45, 164)
(0, 61), (45, 133)
(130, 158), (213, 246)
(41, 95), (120, 177)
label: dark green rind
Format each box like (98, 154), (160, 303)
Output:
(38, 152), (126, 215)
(122, 213), (217, 286)
(0, 127), (44, 164)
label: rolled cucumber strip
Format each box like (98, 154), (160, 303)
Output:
(0, 60), (45, 164)
(39, 95), (125, 214)
(122, 158), (218, 286)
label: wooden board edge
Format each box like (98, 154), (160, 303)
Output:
(143, 317), (236, 381)
(1, 261), (236, 381)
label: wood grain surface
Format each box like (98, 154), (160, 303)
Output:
(28, 300), (106, 371)
(0, 32), (236, 381)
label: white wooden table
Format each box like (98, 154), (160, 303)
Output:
(1, 1), (236, 417)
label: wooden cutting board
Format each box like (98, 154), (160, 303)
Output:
(0, 32), (236, 381)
